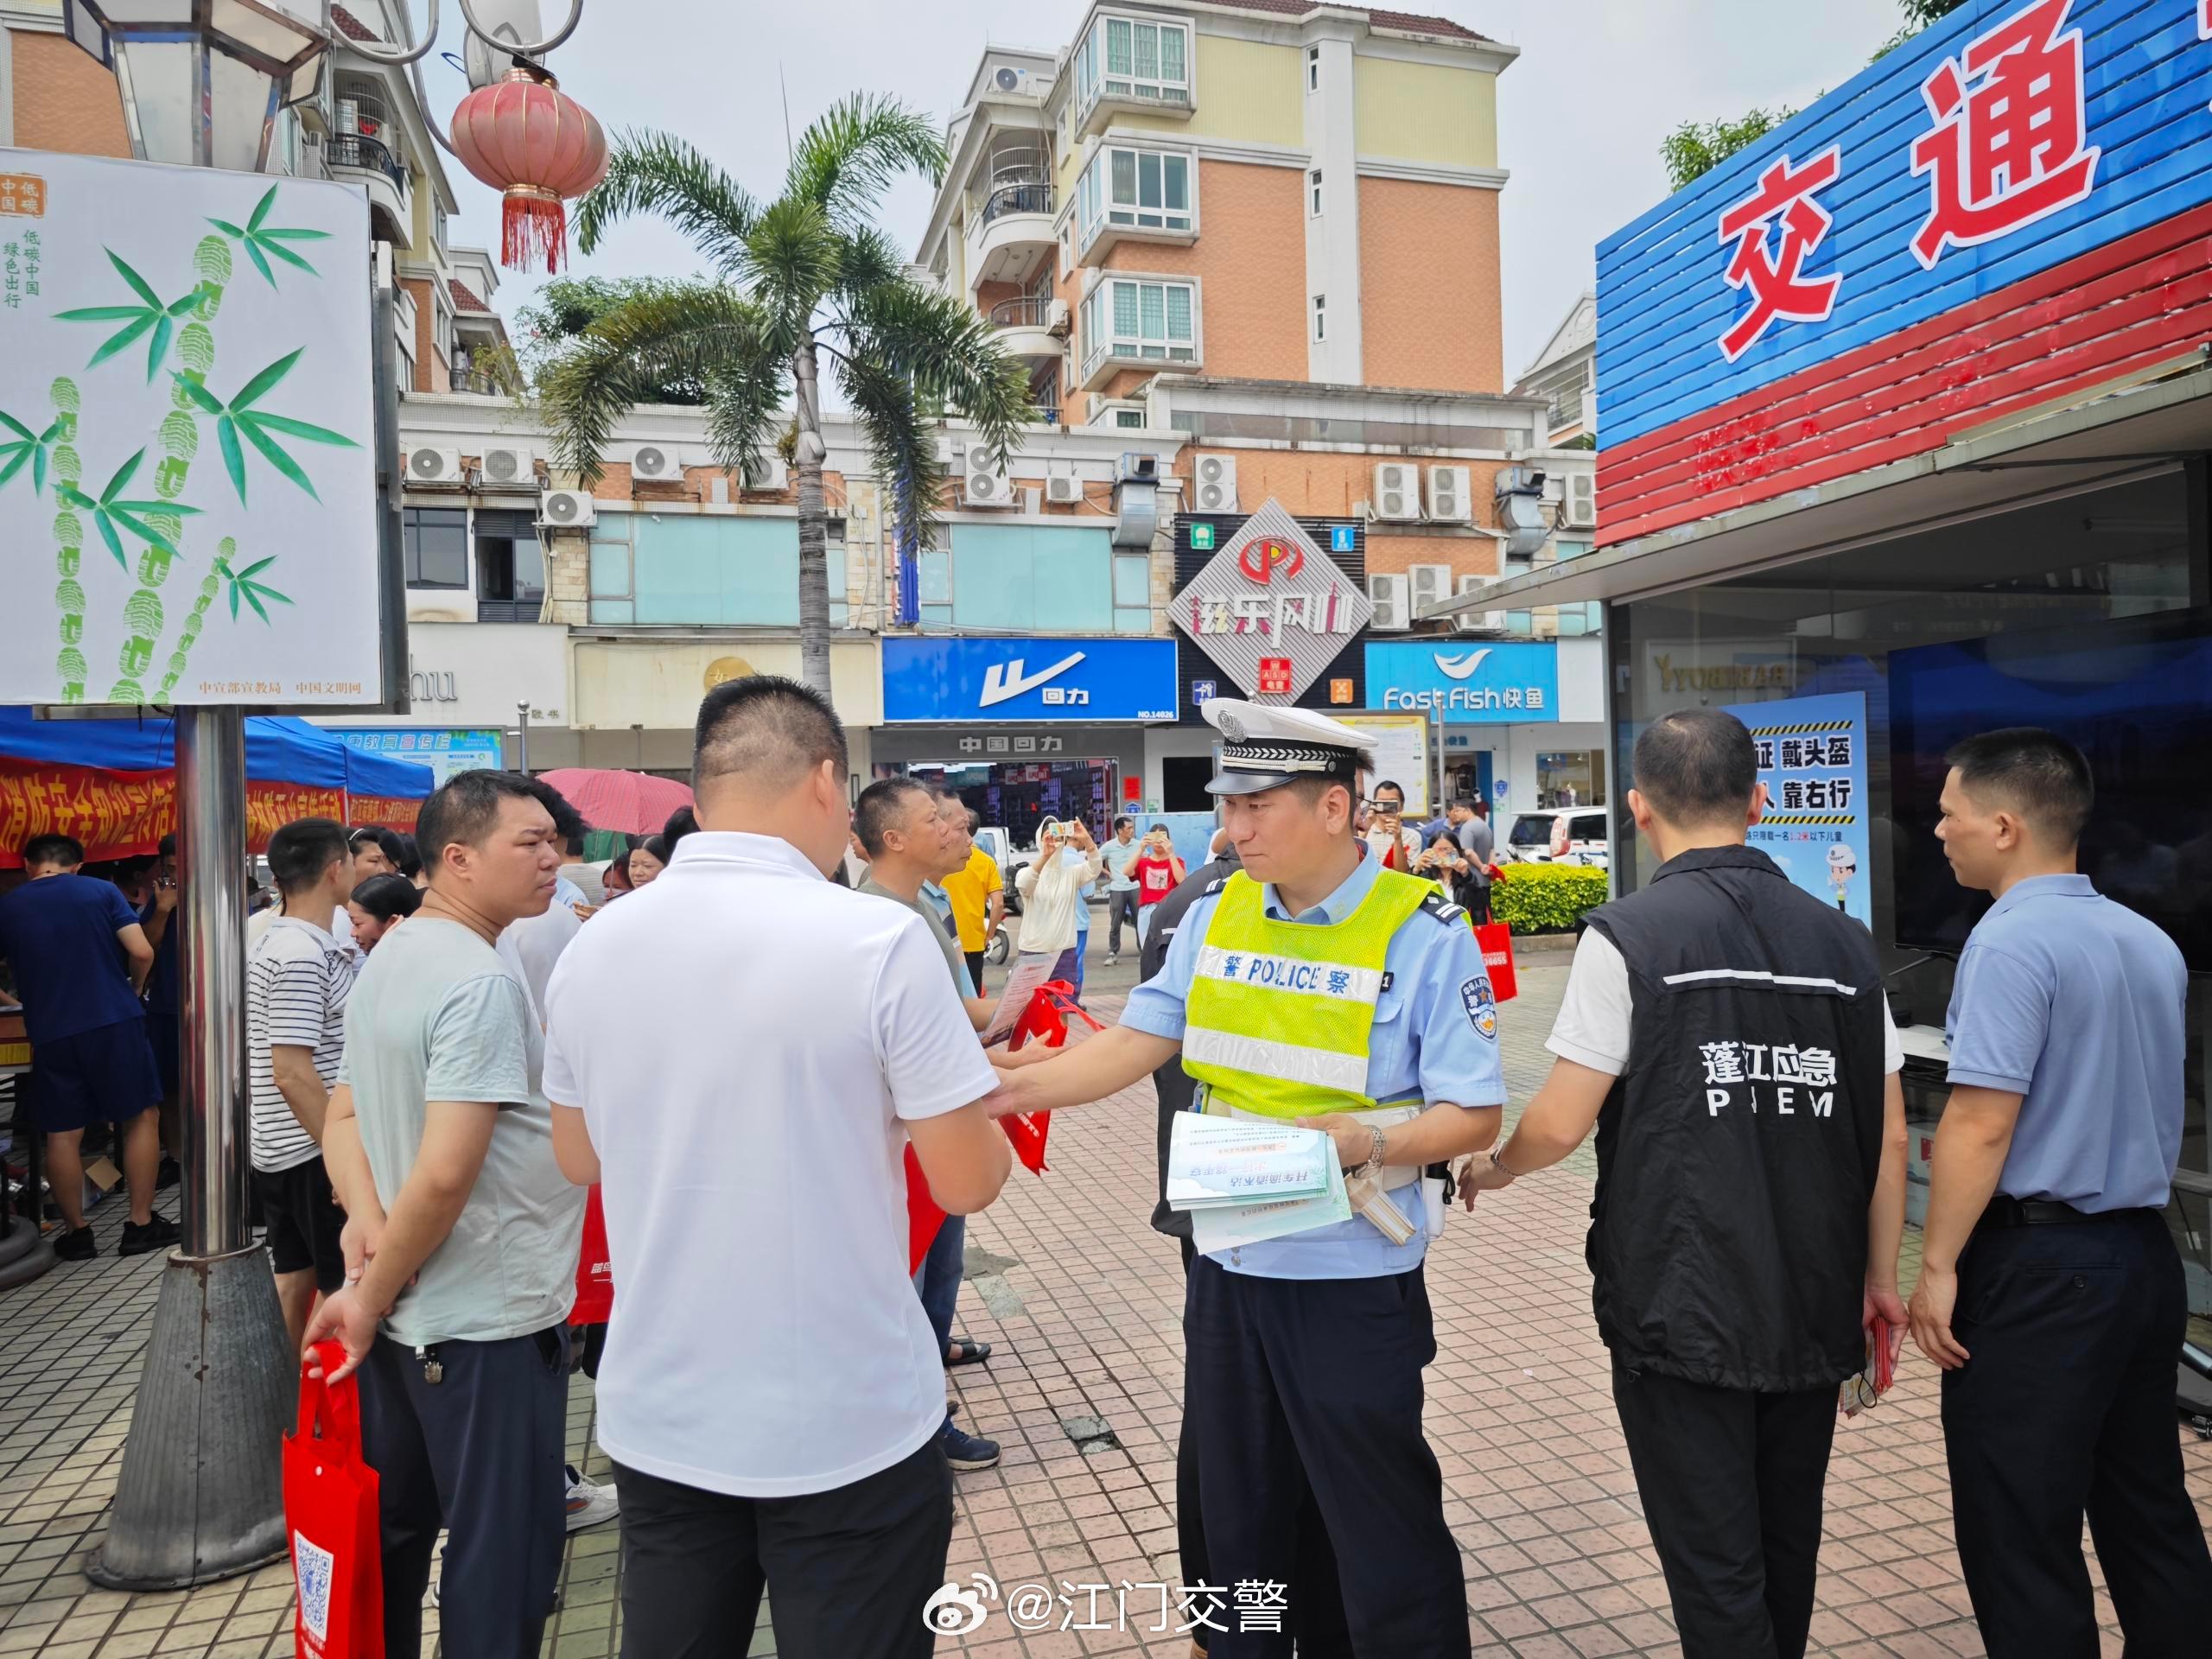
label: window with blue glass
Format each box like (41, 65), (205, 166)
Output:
(585, 513), (843, 627)
(941, 523), (1120, 632)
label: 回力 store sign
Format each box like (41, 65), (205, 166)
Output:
(1599, 0), (2212, 550)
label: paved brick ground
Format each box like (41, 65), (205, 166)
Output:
(1, 957), (2207, 1657)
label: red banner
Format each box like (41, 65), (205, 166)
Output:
(0, 759), (385, 865)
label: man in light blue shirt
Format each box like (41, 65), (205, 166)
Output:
(1908, 728), (2212, 1658)
(1098, 815), (1142, 963)
(990, 699), (1502, 1658)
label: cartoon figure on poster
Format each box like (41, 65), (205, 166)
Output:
(1721, 690), (1872, 930)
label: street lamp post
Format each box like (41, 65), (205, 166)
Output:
(517, 696), (532, 772)
(63, 0), (333, 1592)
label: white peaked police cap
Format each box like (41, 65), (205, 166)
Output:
(1200, 698), (1370, 798)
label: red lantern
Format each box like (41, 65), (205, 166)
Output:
(449, 68), (610, 274)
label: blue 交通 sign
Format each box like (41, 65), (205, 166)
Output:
(881, 638), (1179, 723)
(1600, 0), (2212, 451)
(1721, 691), (1872, 929)
(1190, 679), (1217, 706)
(1363, 642), (1560, 724)
(1330, 525), (1357, 553)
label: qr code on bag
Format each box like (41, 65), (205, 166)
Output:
(294, 1531), (334, 1643)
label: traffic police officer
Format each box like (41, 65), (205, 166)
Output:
(1464, 708), (1909, 1659)
(993, 698), (1503, 1658)
(1907, 728), (2212, 1658)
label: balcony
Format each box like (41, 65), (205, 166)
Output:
(326, 130), (412, 250)
(964, 159), (1057, 290)
(988, 296), (1065, 365)
(1072, 16), (1194, 138)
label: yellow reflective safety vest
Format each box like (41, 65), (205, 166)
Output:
(1182, 866), (1432, 1120)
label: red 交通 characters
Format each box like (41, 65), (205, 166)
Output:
(1910, 0), (2101, 268)
(1715, 147), (1844, 363)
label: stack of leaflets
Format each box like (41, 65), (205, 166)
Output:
(1166, 1114), (1351, 1251)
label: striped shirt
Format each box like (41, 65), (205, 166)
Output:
(248, 917), (357, 1173)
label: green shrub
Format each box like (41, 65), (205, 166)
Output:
(1490, 862), (1609, 935)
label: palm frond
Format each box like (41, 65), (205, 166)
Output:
(542, 284), (786, 485)
(835, 227), (908, 304)
(741, 199), (843, 340)
(700, 353), (791, 490)
(574, 131), (760, 275)
(838, 281), (1037, 472)
(785, 93), (947, 229)
(832, 353), (951, 564)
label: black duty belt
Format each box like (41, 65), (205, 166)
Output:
(1975, 1196), (2155, 1230)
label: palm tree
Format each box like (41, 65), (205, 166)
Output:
(544, 95), (1036, 696)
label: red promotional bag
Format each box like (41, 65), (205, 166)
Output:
(1476, 921), (1518, 1003)
(569, 1185), (613, 1326)
(283, 1342), (384, 1659)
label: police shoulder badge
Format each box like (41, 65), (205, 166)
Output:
(1460, 976), (1497, 1041)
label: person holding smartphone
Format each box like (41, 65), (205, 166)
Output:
(1129, 825), (1185, 947)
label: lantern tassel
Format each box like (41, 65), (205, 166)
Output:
(503, 188), (569, 275)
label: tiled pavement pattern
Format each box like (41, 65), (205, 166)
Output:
(2, 954), (2209, 1657)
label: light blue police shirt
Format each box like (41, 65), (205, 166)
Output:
(1945, 874), (2187, 1212)
(1122, 848), (1505, 1280)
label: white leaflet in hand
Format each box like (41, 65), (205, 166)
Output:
(1166, 1115), (1333, 1209)
(1190, 1153), (1351, 1252)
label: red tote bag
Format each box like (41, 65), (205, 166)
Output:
(283, 1342), (385, 1659)
(569, 1185), (613, 1326)
(1476, 921), (1518, 1003)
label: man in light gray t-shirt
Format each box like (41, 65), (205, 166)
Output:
(308, 774), (582, 1659)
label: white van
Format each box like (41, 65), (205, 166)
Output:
(1505, 807), (1610, 869)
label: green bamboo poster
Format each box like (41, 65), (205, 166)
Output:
(0, 148), (378, 707)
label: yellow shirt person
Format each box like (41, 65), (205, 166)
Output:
(939, 845), (1002, 954)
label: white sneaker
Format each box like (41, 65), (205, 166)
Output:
(1103, 953), (1118, 965)
(566, 1472), (620, 1532)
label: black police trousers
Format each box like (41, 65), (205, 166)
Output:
(1611, 1358), (1837, 1659)
(1943, 1207), (2212, 1658)
(1185, 1254), (1468, 1658)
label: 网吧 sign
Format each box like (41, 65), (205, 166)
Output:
(0, 150), (378, 705)
(1722, 690), (1872, 928)
(1363, 642), (1560, 723)
(1171, 499), (1371, 702)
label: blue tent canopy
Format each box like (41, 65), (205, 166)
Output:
(0, 709), (435, 799)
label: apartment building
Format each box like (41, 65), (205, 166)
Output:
(914, 2), (1603, 818)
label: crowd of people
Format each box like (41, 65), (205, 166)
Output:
(1, 681), (2208, 1659)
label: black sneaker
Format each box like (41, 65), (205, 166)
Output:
(941, 1424), (1001, 1471)
(54, 1226), (96, 1262)
(118, 1216), (180, 1256)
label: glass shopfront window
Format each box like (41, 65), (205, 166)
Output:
(1535, 750), (1604, 809)
(1608, 467), (2209, 1332)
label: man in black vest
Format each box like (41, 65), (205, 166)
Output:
(1462, 708), (1909, 1659)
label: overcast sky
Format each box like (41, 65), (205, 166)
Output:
(432, 0), (1906, 378)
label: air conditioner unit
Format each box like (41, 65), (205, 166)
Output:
(992, 65), (1035, 96)
(747, 454), (788, 492)
(1562, 471), (1597, 529)
(962, 451), (1013, 506)
(537, 488), (596, 529)
(1424, 465), (1471, 524)
(405, 446), (461, 486)
(1408, 563), (1452, 619)
(1372, 462), (1421, 522)
(478, 444), (534, 489)
(1452, 574), (1506, 634)
(630, 442), (682, 482)
(1045, 470), (1082, 505)
(1046, 298), (1071, 336)
(1117, 452), (1160, 485)
(1192, 453), (1238, 514)
(1367, 573), (1410, 632)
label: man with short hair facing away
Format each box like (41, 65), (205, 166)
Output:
(1909, 729), (2212, 1658)
(1463, 709), (1908, 1659)
(991, 699), (1503, 1658)
(542, 677), (1011, 1659)
(306, 772), (585, 1659)
(938, 799), (1005, 994)
(0, 833), (174, 1261)
(248, 818), (356, 1356)
(1099, 814), (1143, 963)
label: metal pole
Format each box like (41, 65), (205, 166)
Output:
(175, 707), (249, 1255)
(516, 698), (531, 773)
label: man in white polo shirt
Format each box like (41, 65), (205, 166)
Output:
(542, 675), (1012, 1659)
